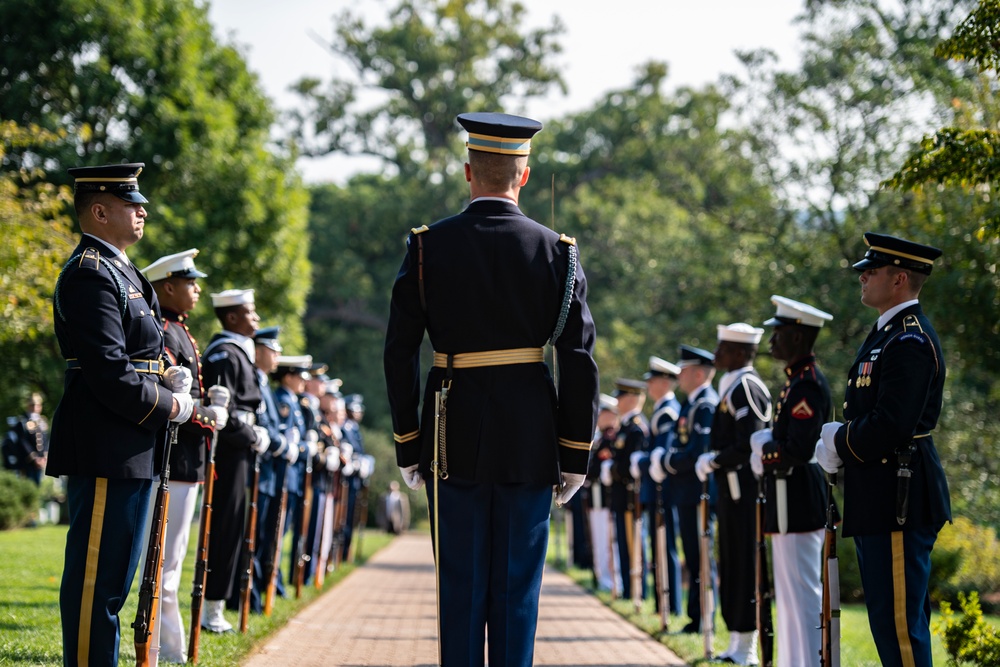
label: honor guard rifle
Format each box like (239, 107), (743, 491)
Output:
(654, 480), (670, 632)
(755, 475), (775, 667)
(352, 456), (373, 563)
(630, 479), (643, 613)
(263, 470), (288, 616)
(699, 478), (714, 660)
(238, 452), (261, 632)
(294, 444), (313, 597)
(188, 428), (217, 663)
(133, 423), (177, 667)
(821, 472), (841, 667)
(330, 467), (349, 569)
(314, 450), (339, 588)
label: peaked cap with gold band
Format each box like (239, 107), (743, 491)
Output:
(68, 162), (148, 204)
(853, 231), (942, 275)
(457, 112), (542, 156)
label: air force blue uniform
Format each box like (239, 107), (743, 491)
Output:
(384, 119), (599, 664)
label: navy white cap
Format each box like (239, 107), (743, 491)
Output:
(140, 248), (207, 282)
(211, 288), (254, 308)
(613, 378), (646, 397)
(68, 162), (148, 204)
(717, 322), (765, 344)
(599, 393), (619, 412)
(346, 393), (365, 412)
(763, 295), (833, 328)
(677, 344), (715, 368)
(644, 356), (680, 379)
(275, 355), (313, 378)
(853, 232), (942, 275)
(457, 112), (542, 156)
(253, 326), (282, 352)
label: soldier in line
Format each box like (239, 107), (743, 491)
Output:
(302, 365), (340, 584)
(600, 378), (649, 602)
(696, 323), (772, 665)
(587, 394), (619, 592)
(140, 249), (228, 662)
(383, 112), (599, 665)
(750, 296), (836, 666)
(272, 355), (311, 590)
(651, 344), (719, 633)
(638, 356), (683, 615)
(3, 392), (49, 486)
(47, 163), (195, 666)
(816, 233), (950, 667)
(339, 393), (366, 561)
(200, 289), (271, 632)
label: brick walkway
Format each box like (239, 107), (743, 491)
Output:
(242, 532), (688, 667)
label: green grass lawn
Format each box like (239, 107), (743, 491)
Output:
(0, 522), (393, 666)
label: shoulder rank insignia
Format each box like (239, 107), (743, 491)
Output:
(411, 225), (429, 235)
(790, 398), (815, 420)
(79, 247), (102, 270)
(558, 233), (576, 246)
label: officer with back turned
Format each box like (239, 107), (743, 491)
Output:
(815, 232), (950, 667)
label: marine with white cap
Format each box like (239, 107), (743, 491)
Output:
(584, 393), (619, 592)
(752, 295), (837, 667)
(199, 288), (270, 632)
(696, 323), (773, 665)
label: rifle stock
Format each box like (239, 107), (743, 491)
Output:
(294, 460), (313, 597)
(654, 484), (670, 632)
(188, 431), (217, 664)
(238, 454), (260, 632)
(630, 483), (642, 613)
(699, 482), (714, 659)
(264, 485), (288, 616)
(821, 472), (841, 667)
(133, 423), (177, 666)
(755, 476), (775, 667)
(314, 468), (336, 589)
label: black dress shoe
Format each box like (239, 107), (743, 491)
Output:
(680, 621), (700, 634)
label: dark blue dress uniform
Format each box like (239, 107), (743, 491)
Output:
(383, 112), (599, 667)
(710, 364), (772, 635)
(661, 375), (719, 632)
(274, 383), (307, 585)
(645, 391), (682, 613)
(607, 383), (649, 602)
(829, 233), (950, 667)
(2, 410), (49, 485)
(340, 406), (365, 561)
(47, 163), (176, 667)
(201, 331), (261, 603)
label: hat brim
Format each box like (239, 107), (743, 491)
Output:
(852, 257), (885, 272)
(115, 191), (149, 204)
(257, 341), (283, 352)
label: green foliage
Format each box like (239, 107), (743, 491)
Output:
(934, 591), (1000, 666)
(0, 470), (41, 530)
(935, 518), (1000, 604)
(935, 0), (1000, 72)
(288, 0), (567, 175)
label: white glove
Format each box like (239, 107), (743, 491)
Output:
(554, 472), (587, 506)
(360, 454), (375, 479)
(750, 428), (773, 456)
(821, 421), (843, 449)
(206, 405), (228, 430)
(400, 463), (424, 490)
(629, 451), (647, 481)
(324, 446), (341, 471)
(342, 457), (357, 476)
(206, 384), (231, 409)
(815, 426), (844, 474)
(750, 450), (764, 478)
(695, 451), (717, 483)
(170, 392), (194, 423)
(251, 425), (270, 454)
(284, 437), (300, 464)
(599, 459), (613, 487)
(649, 447), (667, 483)
(340, 442), (354, 460)
(286, 426), (301, 449)
(163, 366), (193, 393)
(305, 429), (319, 458)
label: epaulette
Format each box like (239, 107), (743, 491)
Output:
(411, 225), (429, 235)
(55, 247), (127, 322)
(79, 247), (102, 270)
(558, 233), (576, 246)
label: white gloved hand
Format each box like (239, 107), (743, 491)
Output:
(305, 429), (319, 458)
(284, 437), (300, 464)
(400, 463), (424, 490)
(170, 392), (194, 423)
(750, 450), (764, 478)
(695, 451), (717, 483)
(554, 472), (587, 506)
(360, 454), (375, 479)
(599, 458), (613, 487)
(340, 442), (354, 460)
(750, 428), (773, 456)
(207, 405), (228, 430)
(206, 384), (231, 409)
(286, 426), (301, 449)
(629, 451), (647, 481)
(821, 421), (843, 449)
(649, 447), (667, 483)
(163, 366), (193, 393)
(815, 438), (843, 474)
(251, 425), (270, 454)
(324, 446), (341, 472)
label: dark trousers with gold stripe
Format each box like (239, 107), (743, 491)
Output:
(60, 476), (151, 667)
(855, 524), (942, 667)
(428, 478), (550, 667)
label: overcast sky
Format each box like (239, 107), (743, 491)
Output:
(207, 0), (805, 183)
